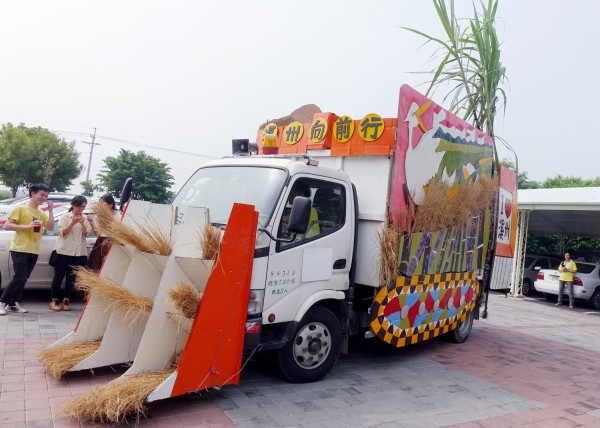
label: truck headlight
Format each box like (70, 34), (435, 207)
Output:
(247, 289), (264, 316)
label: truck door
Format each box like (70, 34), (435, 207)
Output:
(263, 176), (353, 322)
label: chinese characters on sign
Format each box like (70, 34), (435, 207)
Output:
(334, 115), (354, 142)
(262, 122), (279, 148)
(497, 187), (513, 244)
(309, 118), (328, 143)
(359, 113), (384, 141)
(283, 121), (304, 145)
(267, 269), (297, 295)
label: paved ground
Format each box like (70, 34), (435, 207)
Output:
(1, 290), (600, 427)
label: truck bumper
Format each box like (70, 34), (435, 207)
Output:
(243, 319), (297, 352)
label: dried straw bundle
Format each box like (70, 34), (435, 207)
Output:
(378, 223), (401, 286)
(91, 201), (172, 256)
(90, 200), (118, 235)
(168, 282), (202, 319)
(410, 177), (498, 233)
(75, 267), (153, 323)
(378, 176), (498, 283)
(411, 181), (453, 232)
(62, 370), (172, 423)
(199, 223), (221, 260)
(38, 339), (101, 380)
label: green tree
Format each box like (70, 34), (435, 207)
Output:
(500, 158), (540, 189)
(542, 175), (600, 188)
(0, 123), (83, 196)
(80, 180), (96, 197)
(98, 149), (175, 203)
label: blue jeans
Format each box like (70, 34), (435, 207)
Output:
(0, 251), (38, 306)
(558, 280), (574, 306)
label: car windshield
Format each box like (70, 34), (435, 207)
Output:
(172, 166), (287, 227)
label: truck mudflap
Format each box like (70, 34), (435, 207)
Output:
(369, 271), (479, 347)
(41, 201), (259, 422)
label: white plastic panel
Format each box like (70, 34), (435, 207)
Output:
(172, 206), (210, 258)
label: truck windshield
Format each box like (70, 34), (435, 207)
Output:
(173, 166), (287, 227)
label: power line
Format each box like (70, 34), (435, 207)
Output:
(52, 129), (219, 160)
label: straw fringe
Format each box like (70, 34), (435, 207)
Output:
(378, 223), (401, 286)
(75, 267), (153, 323)
(378, 177), (498, 284)
(62, 370), (173, 423)
(199, 224), (221, 260)
(168, 282), (203, 319)
(91, 200), (172, 256)
(38, 340), (102, 380)
(406, 177), (498, 233)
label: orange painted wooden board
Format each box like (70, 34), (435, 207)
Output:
(171, 203), (258, 396)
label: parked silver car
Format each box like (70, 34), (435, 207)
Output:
(0, 211), (97, 290)
(0, 193), (81, 216)
(534, 262), (600, 310)
(522, 255), (561, 295)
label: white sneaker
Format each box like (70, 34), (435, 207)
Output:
(7, 302), (28, 313)
(0, 302), (6, 316)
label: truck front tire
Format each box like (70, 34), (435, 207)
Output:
(277, 306), (342, 383)
(446, 309), (474, 343)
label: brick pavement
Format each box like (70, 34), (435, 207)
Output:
(1, 291), (600, 427)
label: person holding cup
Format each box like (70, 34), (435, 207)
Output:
(0, 183), (54, 316)
(48, 195), (90, 311)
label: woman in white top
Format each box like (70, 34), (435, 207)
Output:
(49, 195), (90, 311)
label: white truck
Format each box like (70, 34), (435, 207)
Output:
(168, 84), (514, 382)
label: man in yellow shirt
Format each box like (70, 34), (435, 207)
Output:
(556, 252), (577, 309)
(0, 184), (55, 315)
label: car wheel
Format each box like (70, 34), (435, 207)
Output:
(446, 309), (474, 343)
(591, 290), (600, 311)
(277, 306), (342, 383)
(522, 279), (532, 296)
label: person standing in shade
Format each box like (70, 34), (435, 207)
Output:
(86, 194), (119, 272)
(49, 195), (90, 312)
(0, 183), (54, 316)
(556, 252), (577, 309)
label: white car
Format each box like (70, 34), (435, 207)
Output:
(534, 262), (600, 310)
(0, 193), (80, 216)
(0, 211), (98, 290)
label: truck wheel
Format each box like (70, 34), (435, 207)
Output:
(522, 279), (531, 296)
(591, 290), (600, 311)
(446, 310), (474, 343)
(277, 306), (342, 383)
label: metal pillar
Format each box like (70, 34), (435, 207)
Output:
(510, 210), (529, 296)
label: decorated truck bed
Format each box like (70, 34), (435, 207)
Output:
(38, 85), (517, 423)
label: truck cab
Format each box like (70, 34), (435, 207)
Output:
(172, 155), (357, 382)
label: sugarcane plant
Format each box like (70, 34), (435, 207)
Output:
(404, 0), (509, 316)
(404, 0), (507, 161)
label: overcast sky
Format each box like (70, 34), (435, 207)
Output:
(0, 0), (598, 193)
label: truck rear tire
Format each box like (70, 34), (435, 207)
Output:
(277, 306), (342, 383)
(446, 310), (474, 343)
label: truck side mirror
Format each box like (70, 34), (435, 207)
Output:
(288, 196), (311, 235)
(119, 177), (133, 212)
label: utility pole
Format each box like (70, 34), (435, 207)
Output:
(84, 127), (100, 182)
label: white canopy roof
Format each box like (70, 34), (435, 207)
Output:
(518, 187), (600, 237)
